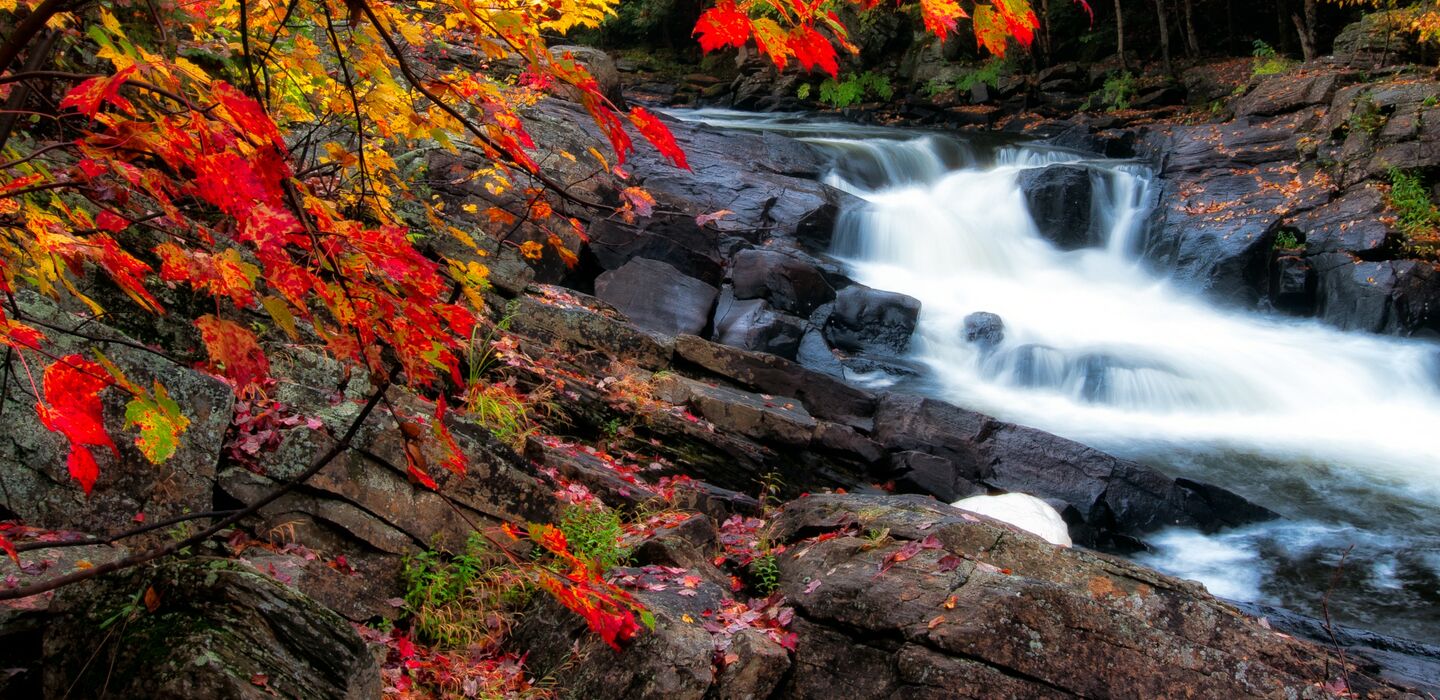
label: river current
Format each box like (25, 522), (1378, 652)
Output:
(670, 108), (1440, 644)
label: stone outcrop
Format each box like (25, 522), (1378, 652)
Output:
(0, 293), (233, 540)
(514, 494), (1420, 699)
(42, 558), (380, 699)
(1129, 63), (1440, 334)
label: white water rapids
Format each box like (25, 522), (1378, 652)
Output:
(671, 109), (1440, 642)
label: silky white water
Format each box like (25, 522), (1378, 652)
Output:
(669, 109), (1440, 642)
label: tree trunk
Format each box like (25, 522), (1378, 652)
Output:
(1291, 0), (1317, 60)
(1292, 13), (1315, 60)
(1182, 0), (1201, 57)
(1039, 0), (1053, 67)
(1155, 0), (1173, 74)
(1115, 0), (1128, 68)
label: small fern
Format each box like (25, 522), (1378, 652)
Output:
(749, 552), (782, 595)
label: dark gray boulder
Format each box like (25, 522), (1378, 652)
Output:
(730, 248), (835, 316)
(588, 218), (724, 286)
(596, 258), (719, 338)
(871, 393), (1276, 543)
(1018, 164), (1100, 250)
(824, 284), (921, 357)
(43, 558), (380, 699)
(713, 294), (807, 359)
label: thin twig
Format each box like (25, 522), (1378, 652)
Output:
(13, 509), (244, 553)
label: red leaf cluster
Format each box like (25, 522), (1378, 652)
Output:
(37, 355), (118, 495)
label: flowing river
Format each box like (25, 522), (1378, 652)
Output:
(671, 108), (1440, 644)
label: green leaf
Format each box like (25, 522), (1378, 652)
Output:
(124, 382), (190, 464)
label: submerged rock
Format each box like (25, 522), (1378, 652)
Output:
(961, 311), (1005, 351)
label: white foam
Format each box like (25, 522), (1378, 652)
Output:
(951, 492), (1073, 547)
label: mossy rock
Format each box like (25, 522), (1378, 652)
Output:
(43, 557), (379, 699)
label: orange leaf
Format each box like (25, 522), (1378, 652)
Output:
(195, 315), (270, 390)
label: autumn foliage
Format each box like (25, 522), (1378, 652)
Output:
(0, 0), (1042, 647)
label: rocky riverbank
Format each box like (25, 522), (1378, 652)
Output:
(4, 40), (1440, 698)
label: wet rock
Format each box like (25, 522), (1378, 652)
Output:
(811, 421), (886, 464)
(673, 334), (877, 430)
(595, 258), (720, 338)
(588, 218), (724, 286)
(1333, 12), (1421, 68)
(240, 552), (403, 623)
(1287, 185), (1394, 256)
(627, 513), (730, 587)
(1311, 253), (1440, 336)
(730, 248), (835, 316)
(824, 284), (921, 357)
(549, 45), (625, 107)
(1130, 84), (1187, 109)
(508, 291), (674, 369)
(43, 558), (379, 699)
(795, 328), (848, 378)
(764, 493), (1417, 700)
(889, 450), (985, 502)
(871, 393), (1276, 541)
(653, 374), (817, 447)
(713, 295), (807, 360)
(962, 311), (1005, 351)
(220, 349), (559, 555)
(514, 573), (788, 700)
(1140, 143), (1330, 306)
(1017, 164), (1099, 250)
(1270, 254), (1315, 313)
(1231, 69), (1359, 118)
(1323, 79), (1440, 187)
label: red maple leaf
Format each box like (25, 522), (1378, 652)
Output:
(59, 66), (139, 118)
(37, 355), (119, 495)
(787, 25), (839, 78)
(629, 107), (689, 170)
(694, 0), (752, 53)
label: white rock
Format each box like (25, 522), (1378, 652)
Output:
(950, 492), (1073, 547)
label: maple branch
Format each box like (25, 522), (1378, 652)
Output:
(0, 0), (88, 79)
(12, 509), (244, 553)
(321, 3), (374, 207)
(18, 314), (184, 365)
(0, 71), (187, 105)
(0, 141), (72, 171)
(0, 370), (395, 601)
(356, 1), (614, 215)
(0, 30), (59, 154)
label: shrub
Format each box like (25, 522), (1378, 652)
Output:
(806, 71), (894, 108)
(1250, 40), (1293, 77)
(402, 533), (530, 649)
(558, 505), (632, 572)
(1098, 71), (1136, 111)
(1387, 168), (1440, 254)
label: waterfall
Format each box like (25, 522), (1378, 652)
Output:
(664, 110), (1440, 643)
